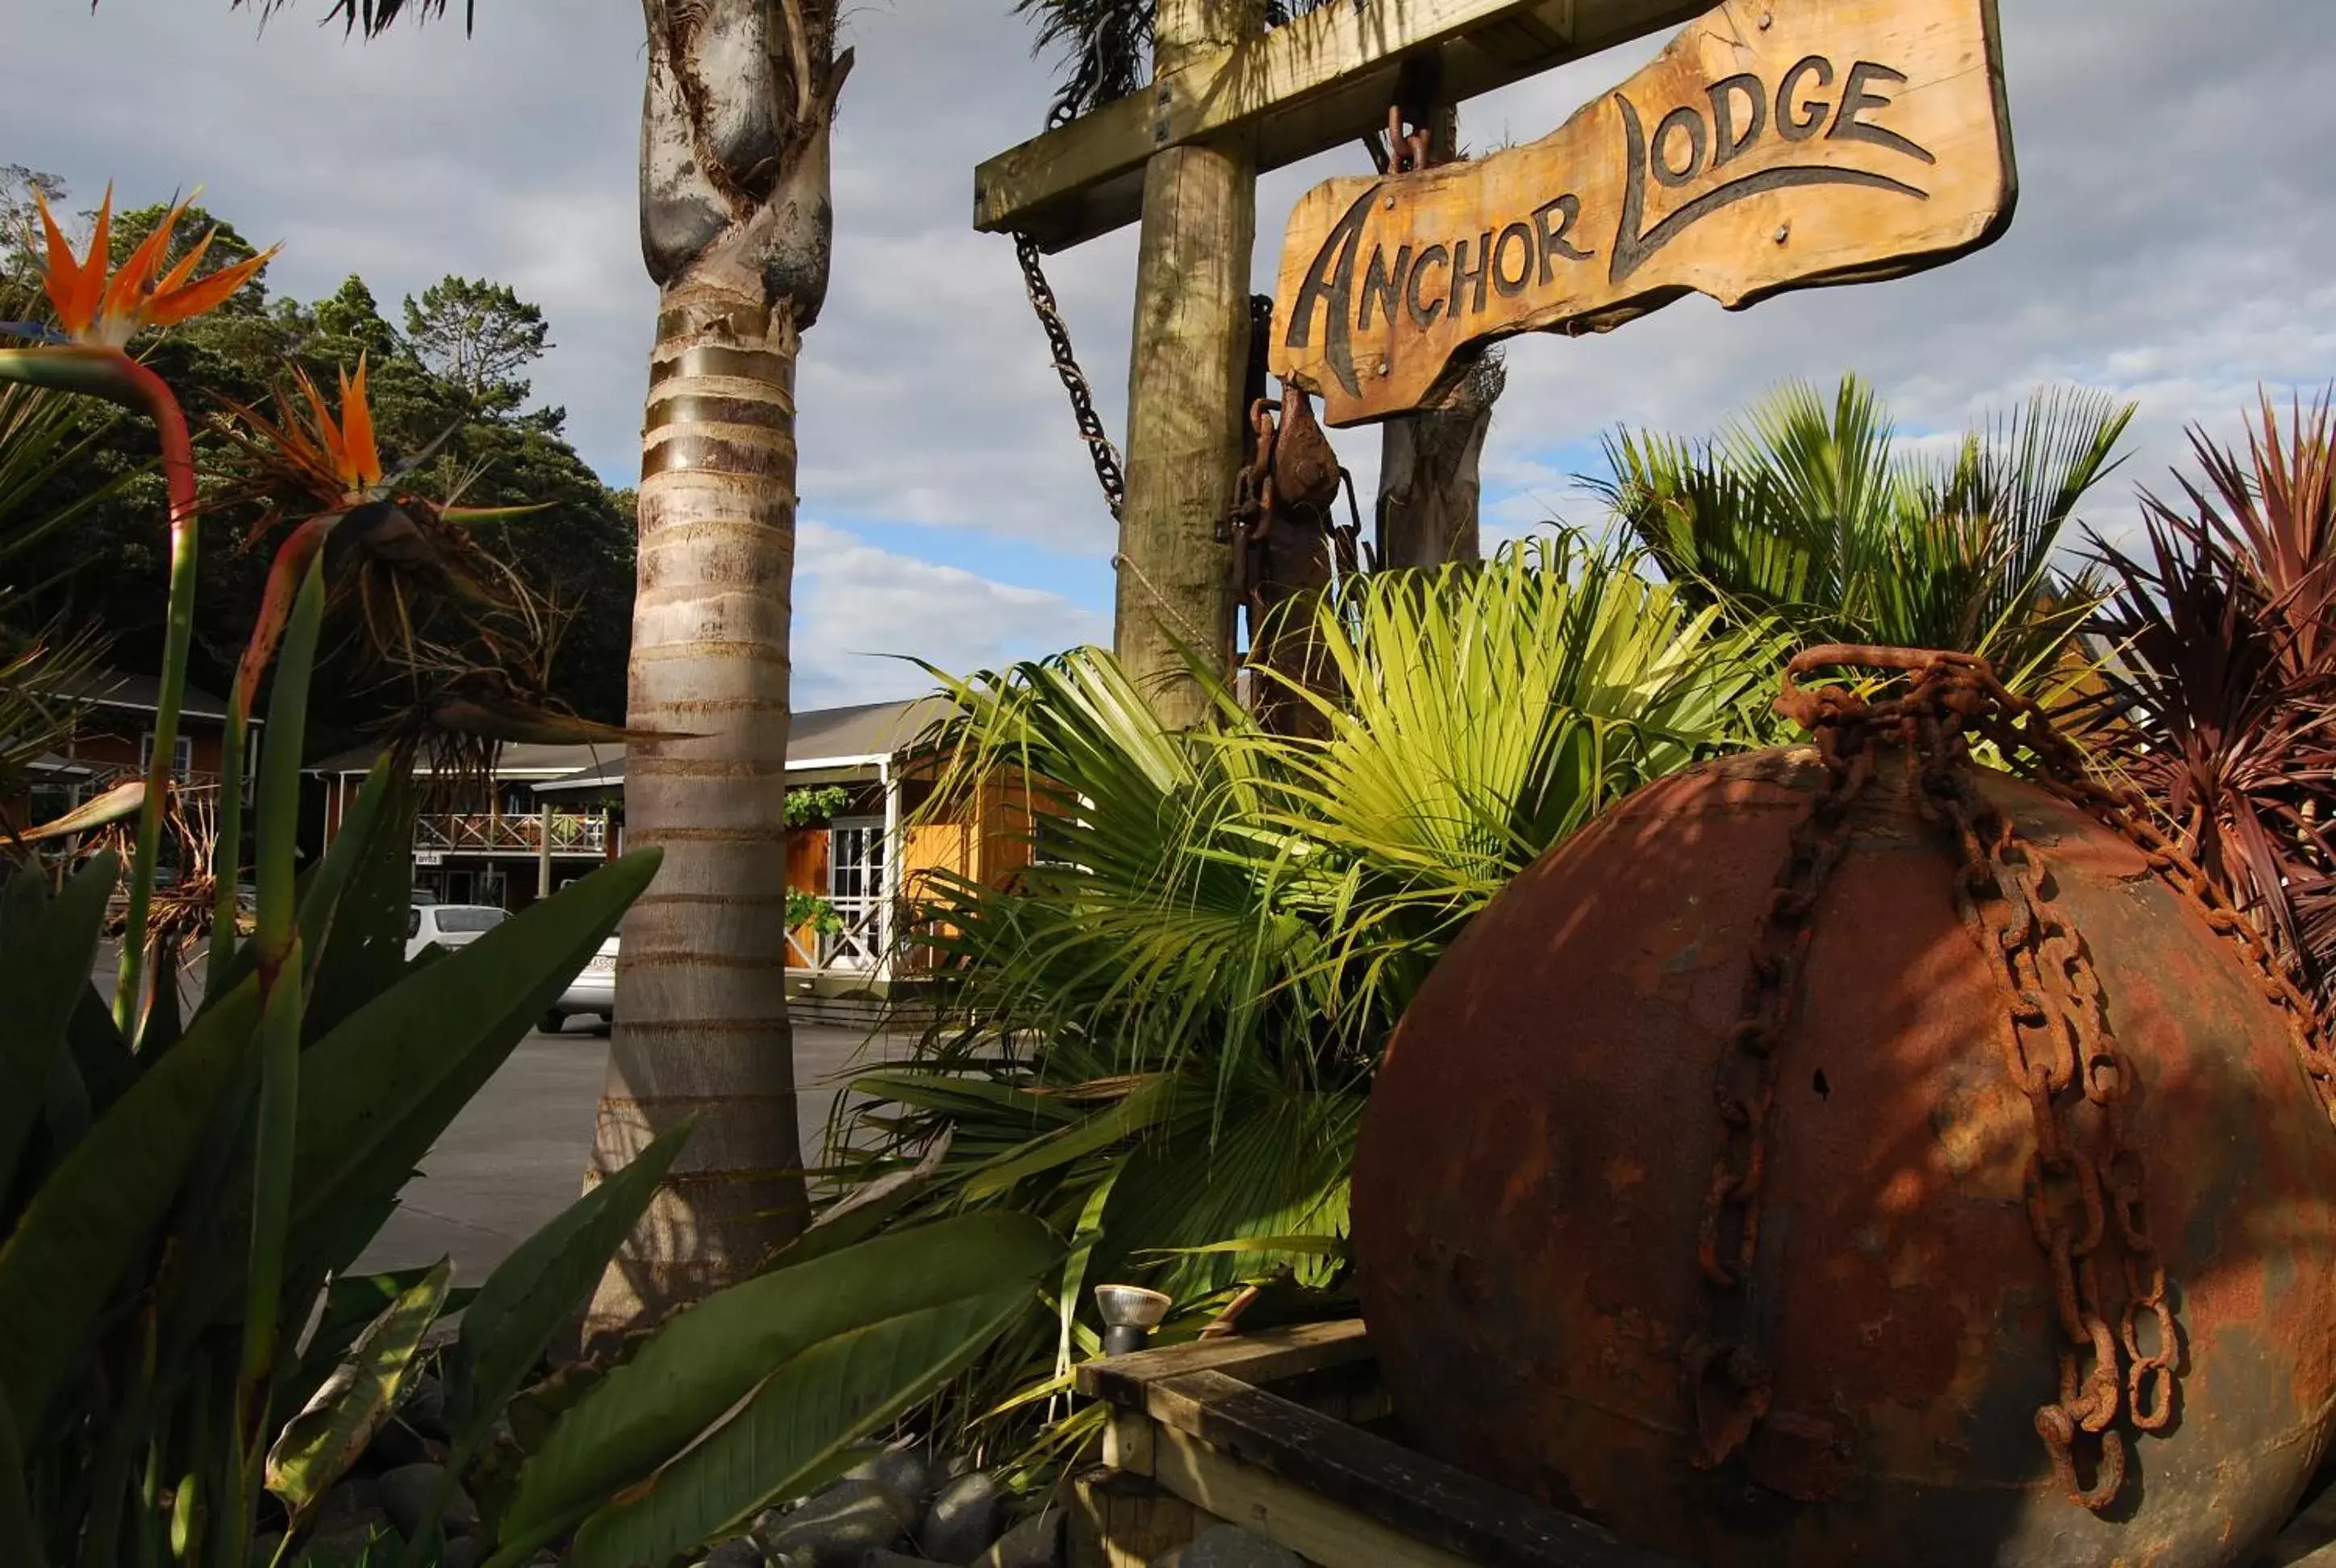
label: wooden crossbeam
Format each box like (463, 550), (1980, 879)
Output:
(976, 0), (1706, 251)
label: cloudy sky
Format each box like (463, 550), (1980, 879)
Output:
(13, 0), (2335, 707)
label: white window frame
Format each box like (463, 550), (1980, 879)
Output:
(140, 730), (195, 782)
(824, 815), (889, 971)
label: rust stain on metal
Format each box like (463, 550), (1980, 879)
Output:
(1353, 647), (2336, 1567)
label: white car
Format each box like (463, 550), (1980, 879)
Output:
(406, 903), (509, 961)
(542, 936), (617, 1034)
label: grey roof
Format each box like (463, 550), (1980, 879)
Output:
(311, 697), (956, 792)
(43, 668), (236, 722)
(306, 738), (623, 778)
(789, 697), (955, 762)
(535, 697), (953, 794)
(26, 753), (98, 777)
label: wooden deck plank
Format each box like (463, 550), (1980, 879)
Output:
(1146, 1369), (1692, 1568)
(1153, 1424), (1483, 1568)
(1076, 1320), (1374, 1407)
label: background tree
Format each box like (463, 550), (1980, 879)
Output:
(403, 275), (551, 413)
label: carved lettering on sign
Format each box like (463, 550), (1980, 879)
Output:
(1271, 0), (2016, 426)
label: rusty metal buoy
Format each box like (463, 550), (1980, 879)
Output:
(1352, 650), (2336, 1567)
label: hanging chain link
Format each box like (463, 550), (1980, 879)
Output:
(1975, 703), (2336, 1129)
(1007, 85), (1127, 525)
(1686, 644), (2309, 1512)
(1012, 230), (1125, 525)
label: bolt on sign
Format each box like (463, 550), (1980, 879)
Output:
(1273, 0), (2016, 426)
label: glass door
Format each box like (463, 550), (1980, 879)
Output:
(824, 818), (886, 970)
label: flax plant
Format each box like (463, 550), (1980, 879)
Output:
(2082, 390), (2336, 1002)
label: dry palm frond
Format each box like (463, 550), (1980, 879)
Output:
(1016, 0), (1337, 122)
(219, 362), (654, 786)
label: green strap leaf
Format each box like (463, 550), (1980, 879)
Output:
(17, 781), (141, 842)
(169, 850), (662, 1332)
(446, 1122), (692, 1451)
(205, 753), (401, 1011)
(0, 1382), (39, 1568)
(494, 1213), (1059, 1556)
(561, 1286), (1038, 1568)
(302, 761), (419, 1043)
(265, 1258), (452, 1521)
(758, 1128), (955, 1276)
(285, 849), (663, 1277)
(961, 1076), (1182, 1201)
(0, 853), (115, 1186)
(0, 973), (261, 1435)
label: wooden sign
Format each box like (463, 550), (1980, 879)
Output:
(1271, 0), (2016, 425)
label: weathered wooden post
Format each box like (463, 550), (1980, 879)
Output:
(981, 3), (1712, 726)
(1112, 0), (1262, 727)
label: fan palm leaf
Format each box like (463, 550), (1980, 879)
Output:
(836, 534), (1787, 1480)
(1592, 375), (2131, 694)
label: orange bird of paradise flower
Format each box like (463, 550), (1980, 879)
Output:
(30, 184), (278, 348)
(0, 182), (282, 1045)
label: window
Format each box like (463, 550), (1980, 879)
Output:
(436, 907), (509, 933)
(408, 908), (423, 940)
(140, 731), (194, 782)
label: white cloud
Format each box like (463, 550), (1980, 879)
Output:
(790, 519), (1108, 708)
(11, 0), (2336, 630)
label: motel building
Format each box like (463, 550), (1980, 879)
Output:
(308, 697), (1032, 1010)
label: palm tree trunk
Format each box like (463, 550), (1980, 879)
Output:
(1375, 353), (1504, 570)
(588, 0), (849, 1342)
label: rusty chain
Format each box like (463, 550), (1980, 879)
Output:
(1012, 231), (1126, 525)
(1684, 680), (1878, 1474)
(1688, 643), (2324, 1512)
(1005, 82), (1130, 526)
(1974, 702), (2336, 1131)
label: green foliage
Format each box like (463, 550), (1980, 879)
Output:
(1590, 374), (2134, 694)
(494, 1215), (1057, 1568)
(0, 790), (655, 1562)
(265, 1261), (452, 1528)
(788, 886), (845, 936)
(785, 784), (852, 827)
(834, 536), (1787, 1479)
(2083, 390), (2336, 1004)
(0, 203), (1055, 1568)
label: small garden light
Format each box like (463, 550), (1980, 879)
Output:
(1094, 1284), (1172, 1356)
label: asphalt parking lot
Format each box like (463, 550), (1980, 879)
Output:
(352, 1020), (911, 1282)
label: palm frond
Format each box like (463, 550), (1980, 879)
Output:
(834, 535), (1787, 1484)
(229, 0), (469, 36)
(1016, 0), (1337, 123)
(1589, 375), (2130, 696)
